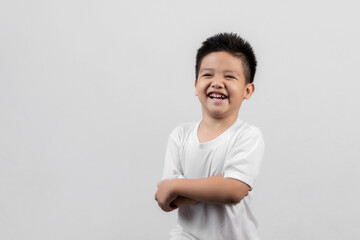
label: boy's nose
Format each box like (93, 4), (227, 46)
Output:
(210, 78), (224, 88)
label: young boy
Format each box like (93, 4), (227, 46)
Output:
(155, 33), (264, 240)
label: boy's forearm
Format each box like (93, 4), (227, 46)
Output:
(171, 196), (199, 208)
(173, 175), (250, 204)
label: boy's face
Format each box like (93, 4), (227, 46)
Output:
(195, 51), (255, 119)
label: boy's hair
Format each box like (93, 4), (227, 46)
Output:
(195, 33), (257, 84)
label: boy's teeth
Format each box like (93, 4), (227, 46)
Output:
(209, 93), (227, 99)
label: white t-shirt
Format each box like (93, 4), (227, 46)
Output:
(162, 118), (265, 240)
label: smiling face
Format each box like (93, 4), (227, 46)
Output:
(195, 51), (255, 120)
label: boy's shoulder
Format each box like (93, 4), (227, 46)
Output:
(168, 121), (198, 142)
(232, 120), (264, 143)
(174, 121), (198, 132)
(235, 119), (263, 137)
(231, 120), (264, 151)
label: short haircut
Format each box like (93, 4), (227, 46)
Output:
(195, 33), (257, 84)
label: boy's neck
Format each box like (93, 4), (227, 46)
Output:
(201, 114), (237, 129)
(197, 114), (238, 143)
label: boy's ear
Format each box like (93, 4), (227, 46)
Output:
(195, 80), (198, 96)
(244, 83), (255, 99)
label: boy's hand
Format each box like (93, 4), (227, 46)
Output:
(170, 196), (199, 208)
(155, 179), (178, 212)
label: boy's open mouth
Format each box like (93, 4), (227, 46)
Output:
(207, 92), (228, 100)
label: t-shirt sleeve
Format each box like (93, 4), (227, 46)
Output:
(161, 127), (185, 180)
(223, 127), (264, 189)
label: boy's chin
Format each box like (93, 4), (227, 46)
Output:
(204, 109), (229, 119)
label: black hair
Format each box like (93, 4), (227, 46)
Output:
(195, 33), (257, 83)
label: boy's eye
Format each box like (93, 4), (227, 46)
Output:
(225, 75), (235, 79)
(202, 74), (212, 77)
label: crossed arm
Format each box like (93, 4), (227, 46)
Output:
(155, 175), (251, 212)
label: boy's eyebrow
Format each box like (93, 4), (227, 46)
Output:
(199, 68), (214, 73)
(199, 68), (241, 77)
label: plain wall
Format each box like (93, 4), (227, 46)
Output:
(1, 0), (359, 239)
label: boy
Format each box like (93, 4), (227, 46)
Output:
(155, 33), (264, 240)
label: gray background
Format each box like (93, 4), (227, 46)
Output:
(1, 0), (359, 239)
